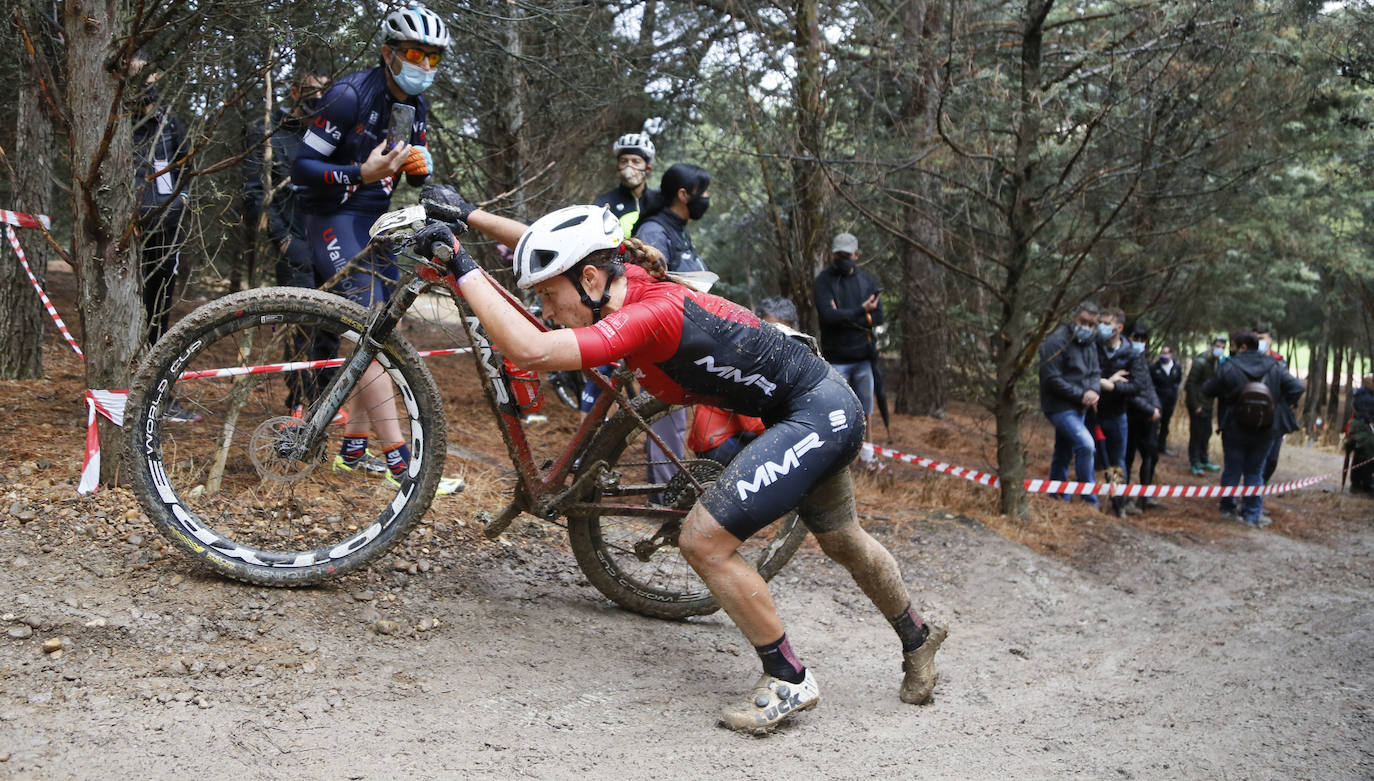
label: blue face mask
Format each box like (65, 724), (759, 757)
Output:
(1212, 347), (1224, 359)
(1130, 340), (1146, 356)
(393, 60), (436, 95)
(1097, 323), (1115, 341)
(1073, 324), (1094, 343)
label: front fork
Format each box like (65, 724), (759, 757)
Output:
(283, 274), (429, 461)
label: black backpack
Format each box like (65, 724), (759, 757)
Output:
(1236, 380), (1275, 430)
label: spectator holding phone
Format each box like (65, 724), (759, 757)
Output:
(291, 4), (460, 495)
(814, 232), (884, 469)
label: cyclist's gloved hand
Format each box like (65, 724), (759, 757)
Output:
(414, 222), (480, 279)
(419, 183), (477, 221)
(402, 145), (432, 176)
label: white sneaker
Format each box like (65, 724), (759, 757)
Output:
(718, 669), (819, 734)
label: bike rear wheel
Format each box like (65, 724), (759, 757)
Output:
(126, 287), (446, 586)
(566, 394), (808, 619)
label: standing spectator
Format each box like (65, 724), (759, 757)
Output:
(814, 232), (884, 469)
(1345, 375), (1374, 495)
(580, 132), (664, 415)
(291, 4), (460, 495)
(631, 163), (713, 487)
(634, 163), (711, 272)
(1038, 302), (1103, 507)
(1092, 307), (1140, 516)
(1254, 323), (1286, 482)
(131, 51), (196, 422)
(242, 70), (341, 419)
(1123, 322), (1163, 511)
(1185, 335), (1228, 475)
(687, 297), (802, 465)
(1203, 331), (1304, 526)
(1150, 344), (1183, 455)
(593, 133), (661, 236)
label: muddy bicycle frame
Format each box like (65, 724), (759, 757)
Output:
(287, 218), (694, 542)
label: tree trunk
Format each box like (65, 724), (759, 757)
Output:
(501, 0), (532, 221)
(1325, 341), (1343, 429)
(788, 0), (827, 336)
(1304, 341), (1326, 424)
(895, 0), (948, 418)
(992, 0), (1053, 520)
(1, 42), (54, 379)
(66, 0), (140, 482)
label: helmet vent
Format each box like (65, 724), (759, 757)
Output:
(552, 215), (588, 232)
(532, 249), (559, 269)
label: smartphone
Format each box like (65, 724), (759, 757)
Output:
(387, 103), (416, 150)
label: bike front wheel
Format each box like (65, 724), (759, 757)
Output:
(566, 394), (808, 619)
(126, 287), (446, 586)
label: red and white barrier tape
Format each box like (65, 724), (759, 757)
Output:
(178, 347), (471, 380)
(1, 210), (51, 229)
(868, 443), (1334, 498)
(6, 223), (83, 357)
(79, 389), (127, 495)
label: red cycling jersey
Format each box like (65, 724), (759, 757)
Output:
(574, 265), (827, 418)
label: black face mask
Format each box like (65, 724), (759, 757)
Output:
(686, 193), (710, 220)
(833, 255), (856, 274)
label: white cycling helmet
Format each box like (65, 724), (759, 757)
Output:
(612, 133), (655, 163)
(513, 205), (624, 290)
(383, 5), (452, 49)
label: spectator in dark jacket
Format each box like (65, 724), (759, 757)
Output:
(1203, 331), (1304, 526)
(814, 231), (884, 465)
(1123, 321), (1163, 511)
(1091, 307), (1140, 516)
(1254, 323), (1286, 482)
(131, 52), (189, 349)
(1039, 302), (1103, 507)
(1185, 336), (1228, 475)
(1150, 344), (1183, 455)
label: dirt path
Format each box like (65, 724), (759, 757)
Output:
(2, 468), (1371, 778)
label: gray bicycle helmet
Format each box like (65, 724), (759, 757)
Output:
(612, 133), (655, 163)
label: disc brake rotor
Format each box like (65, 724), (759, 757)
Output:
(248, 416), (325, 483)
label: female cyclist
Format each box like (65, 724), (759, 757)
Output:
(419, 189), (946, 732)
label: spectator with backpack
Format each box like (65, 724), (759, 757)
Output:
(1202, 331), (1304, 526)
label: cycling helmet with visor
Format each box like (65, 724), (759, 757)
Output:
(514, 205), (624, 322)
(612, 133), (655, 164)
(383, 4), (452, 49)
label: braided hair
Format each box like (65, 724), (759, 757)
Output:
(572, 237), (681, 285)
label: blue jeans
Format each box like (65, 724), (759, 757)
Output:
(831, 360), (875, 417)
(1047, 408), (1099, 507)
(1219, 435), (1274, 522)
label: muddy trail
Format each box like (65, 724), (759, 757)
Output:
(2, 267), (1372, 778)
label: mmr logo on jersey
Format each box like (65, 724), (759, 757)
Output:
(736, 432), (823, 499)
(694, 355), (777, 396)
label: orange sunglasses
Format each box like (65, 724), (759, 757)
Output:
(397, 47), (442, 68)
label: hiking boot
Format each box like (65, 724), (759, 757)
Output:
(719, 670), (820, 734)
(1250, 514), (1273, 528)
(1190, 463), (1205, 476)
(331, 452), (387, 476)
(900, 623), (948, 705)
(163, 400), (202, 423)
(1219, 509), (1241, 524)
(383, 470), (465, 496)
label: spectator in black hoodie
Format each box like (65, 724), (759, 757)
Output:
(1203, 331), (1304, 526)
(1123, 321), (1163, 511)
(1091, 307), (1140, 516)
(815, 231), (884, 467)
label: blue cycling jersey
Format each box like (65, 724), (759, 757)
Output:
(291, 66), (429, 215)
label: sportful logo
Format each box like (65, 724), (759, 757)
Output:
(736, 432), (823, 499)
(693, 355), (777, 396)
(829, 409), (848, 432)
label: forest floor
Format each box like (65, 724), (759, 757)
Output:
(0, 264), (1371, 779)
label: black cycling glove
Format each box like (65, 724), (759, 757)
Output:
(419, 183), (478, 221)
(413, 222), (479, 278)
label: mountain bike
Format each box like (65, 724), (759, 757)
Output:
(125, 202), (806, 619)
